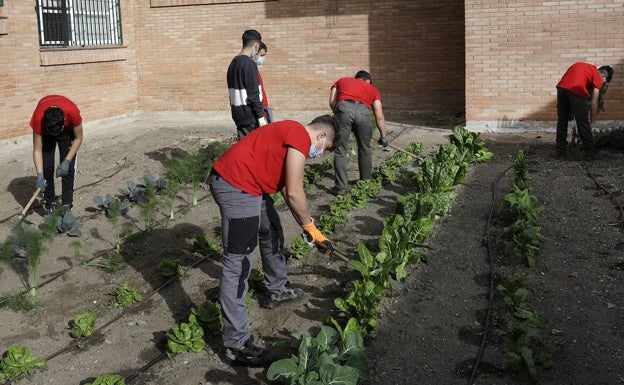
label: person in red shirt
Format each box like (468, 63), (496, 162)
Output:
(329, 70), (387, 195)
(253, 42), (274, 123)
(556, 62), (613, 157)
(208, 115), (338, 367)
(30, 95), (84, 211)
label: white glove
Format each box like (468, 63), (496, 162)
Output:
(258, 116), (268, 127)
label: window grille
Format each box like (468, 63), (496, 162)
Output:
(36, 0), (122, 47)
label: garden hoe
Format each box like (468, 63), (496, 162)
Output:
(373, 136), (419, 158)
(18, 187), (41, 222)
(303, 233), (350, 263)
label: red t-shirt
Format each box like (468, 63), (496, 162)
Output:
(30, 95), (82, 135)
(332, 77), (382, 108)
(556, 62), (603, 98)
(213, 120), (310, 196)
(258, 71), (269, 109)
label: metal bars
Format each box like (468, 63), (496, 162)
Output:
(36, 0), (122, 47)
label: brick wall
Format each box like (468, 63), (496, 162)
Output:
(135, 0), (465, 115)
(465, 0), (624, 130)
(0, 2), (139, 140)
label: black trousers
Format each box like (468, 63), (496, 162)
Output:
(556, 87), (594, 151)
(42, 131), (76, 206)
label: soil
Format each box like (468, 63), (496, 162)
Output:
(0, 111), (622, 385)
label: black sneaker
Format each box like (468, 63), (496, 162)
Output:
(44, 200), (58, 213)
(225, 339), (280, 367)
(261, 287), (304, 309)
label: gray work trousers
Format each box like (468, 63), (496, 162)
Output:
(333, 100), (374, 189)
(208, 172), (288, 349)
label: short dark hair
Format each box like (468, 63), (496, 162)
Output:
(259, 42), (267, 52)
(42, 106), (65, 136)
(309, 114), (340, 150)
(355, 70), (373, 84)
(242, 29), (262, 48)
(598, 65), (614, 82)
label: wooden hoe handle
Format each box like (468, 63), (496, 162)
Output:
(20, 187), (41, 217)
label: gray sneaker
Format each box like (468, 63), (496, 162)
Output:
(261, 287), (304, 309)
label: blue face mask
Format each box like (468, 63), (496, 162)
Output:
(255, 56), (266, 65)
(309, 137), (326, 159)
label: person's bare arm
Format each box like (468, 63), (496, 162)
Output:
(33, 133), (44, 173)
(65, 123), (83, 162)
(589, 87), (600, 124)
(329, 87), (338, 111)
(371, 99), (387, 138)
(281, 147), (312, 226)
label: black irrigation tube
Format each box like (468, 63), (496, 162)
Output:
(468, 164), (512, 385)
(3, 253), (214, 385)
(583, 161), (624, 225)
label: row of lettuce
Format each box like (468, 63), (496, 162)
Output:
(0, 127), (496, 384)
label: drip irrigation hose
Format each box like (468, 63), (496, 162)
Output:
(583, 162), (624, 225)
(468, 164), (512, 385)
(124, 352), (168, 384)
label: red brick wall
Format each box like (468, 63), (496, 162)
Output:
(0, 2), (139, 140)
(134, 0), (465, 114)
(465, 0), (624, 129)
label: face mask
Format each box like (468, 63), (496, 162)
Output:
(250, 44), (259, 58)
(255, 56), (266, 65)
(309, 136), (327, 158)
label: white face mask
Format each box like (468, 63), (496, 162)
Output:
(255, 56), (266, 65)
(309, 136), (327, 158)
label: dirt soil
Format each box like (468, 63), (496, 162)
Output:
(0, 111), (622, 385)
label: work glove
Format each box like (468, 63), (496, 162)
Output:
(378, 136), (388, 148)
(36, 173), (47, 191)
(56, 159), (70, 177)
(258, 116), (268, 127)
(302, 218), (334, 255)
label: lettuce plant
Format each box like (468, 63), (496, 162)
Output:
(70, 311), (97, 338)
(110, 281), (142, 308)
(166, 313), (206, 357)
(0, 345), (46, 381)
(155, 259), (185, 281)
(191, 300), (223, 335)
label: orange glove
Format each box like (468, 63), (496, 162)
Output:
(301, 219), (334, 255)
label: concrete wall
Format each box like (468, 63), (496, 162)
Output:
(465, 0), (624, 131)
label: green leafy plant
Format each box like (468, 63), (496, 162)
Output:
(191, 300), (223, 335)
(0, 291), (39, 312)
(155, 259), (185, 281)
(55, 209), (83, 237)
(192, 233), (219, 255)
(287, 236), (312, 259)
(161, 178), (181, 220)
(110, 281), (142, 308)
(166, 313), (206, 357)
(0, 222), (51, 296)
(0, 345), (46, 381)
(84, 252), (126, 273)
(93, 194), (131, 218)
(70, 311), (97, 338)
(267, 318), (367, 384)
(85, 374), (126, 385)
(136, 175), (160, 232)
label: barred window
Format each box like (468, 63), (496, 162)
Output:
(36, 0), (122, 47)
